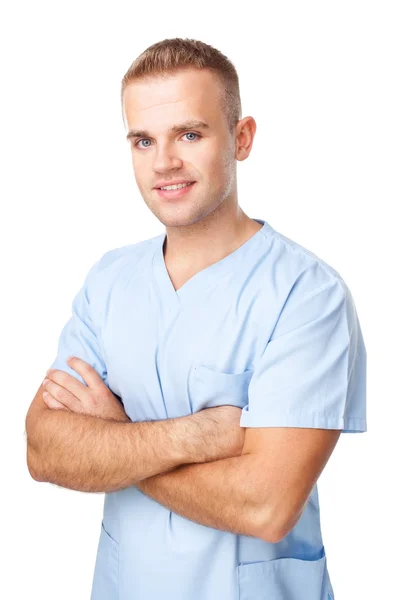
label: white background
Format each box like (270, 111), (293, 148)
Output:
(2, 1), (398, 598)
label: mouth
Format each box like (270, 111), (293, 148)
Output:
(155, 181), (197, 200)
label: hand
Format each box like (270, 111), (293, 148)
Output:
(42, 356), (131, 423)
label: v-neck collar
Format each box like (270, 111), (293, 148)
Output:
(152, 218), (272, 309)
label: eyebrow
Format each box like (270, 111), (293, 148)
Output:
(126, 119), (210, 141)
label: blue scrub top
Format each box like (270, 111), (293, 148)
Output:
(49, 218), (366, 600)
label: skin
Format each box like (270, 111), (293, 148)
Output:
(26, 358), (245, 494)
(122, 67), (261, 288)
(40, 359), (265, 538)
(28, 67), (342, 544)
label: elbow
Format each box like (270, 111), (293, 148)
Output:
(252, 505), (292, 545)
(28, 465), (44, 483)
(26, 448), (44, 482)
(257, 524), (287, 544)
(255, 507), (307, 544)
(26, 437), (46, 482)
(25, 410), (50, 482)
(255, 519), (287, 544)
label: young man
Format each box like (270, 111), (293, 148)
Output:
(25, 38), (366, 600)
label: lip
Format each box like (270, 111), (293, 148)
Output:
(153, 179), (195, 189)
(155, 181), (197, 201)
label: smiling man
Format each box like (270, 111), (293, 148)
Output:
(25, 38), (367, 600)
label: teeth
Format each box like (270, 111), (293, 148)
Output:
(160, 182), (193, 191)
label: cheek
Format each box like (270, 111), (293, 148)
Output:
(205, 152), (234, 186)
(196, 148), (226, 178)
(131, 159), (148, 187)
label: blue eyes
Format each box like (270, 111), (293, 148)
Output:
(134, 132), (201, 149)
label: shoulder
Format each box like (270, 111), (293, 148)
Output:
(258, 222), (351, 301)
(253, 222), (362, 339)
(251, 225), (364, 349)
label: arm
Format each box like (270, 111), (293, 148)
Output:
(137, 427), (341, 543)
(137, 279), (365, 541)
(25, 382), (243, 493)
(137, 453), (265, 540)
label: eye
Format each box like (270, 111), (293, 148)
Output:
(183, 132), (200, 142)
(134, 132), (201, 149)
(135, 138), (152, 149)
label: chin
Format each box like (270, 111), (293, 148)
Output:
(156, 209), (205, 229)
(158, 215), (195, 228)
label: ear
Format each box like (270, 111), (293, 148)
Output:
(235, 117), (257, 161)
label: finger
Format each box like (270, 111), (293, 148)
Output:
(45, 367), (92, 402)
(43, 380), (82, 413)
(43, 391), (70, 411)
(66, 356), (105, 389)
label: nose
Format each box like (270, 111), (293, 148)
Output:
(153, 142), (183, 172)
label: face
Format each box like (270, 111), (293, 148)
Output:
(122, 68), (241, 227)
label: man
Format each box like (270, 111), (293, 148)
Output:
(25, 38), (366, 600)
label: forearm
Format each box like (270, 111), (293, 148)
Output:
(137, 453), (265, 539)
(28, 408), (236, 493)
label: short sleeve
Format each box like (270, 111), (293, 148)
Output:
(48, 256), (108, 387)
(240, 278), (367, 433)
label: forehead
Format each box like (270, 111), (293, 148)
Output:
(122, 68), (224, 130)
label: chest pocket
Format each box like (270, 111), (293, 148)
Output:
(189, 363), (253, 413)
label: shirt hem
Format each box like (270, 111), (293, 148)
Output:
(239, 411), (367, 433)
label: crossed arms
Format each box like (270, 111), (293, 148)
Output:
(25, 379), (340, 544)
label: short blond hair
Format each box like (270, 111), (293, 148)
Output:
(121, 38), (242, 132)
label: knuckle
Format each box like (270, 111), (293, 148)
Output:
(56, 371), (68, 386)
(49, 369), (66, 387)
(50, 383), (68, 403)
(52, 386), (63, 401)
